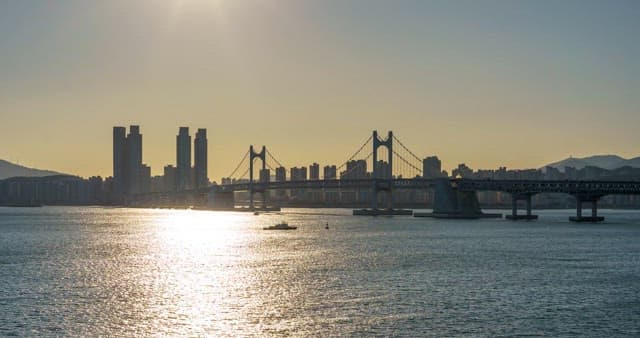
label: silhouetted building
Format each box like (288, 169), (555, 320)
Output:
(141, 164), (151, 193)
(422, 156), (442, 178)
(375, 160), (391, 179)
(163, 165), (177, 192)
(275, 166), (286, 182)
(176, 127), (191, 190)
(323, 165), (337, 179)
(452, 163), (473, 178)
(194, 128), (208, 188)
(125, 125), (143, 194)
(260, 169), (270, 183)
(341, 160), (367, 179)
(113, 127), (127, 196)
(150, 175), (164, 193)
(291, 167), (307, 181)
(309, 163), (320, 180)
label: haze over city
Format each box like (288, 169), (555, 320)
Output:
(1, 0), (639, 180)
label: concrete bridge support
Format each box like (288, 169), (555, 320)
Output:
(570, 196), (604, 222)
(414, 178), (501, 219)
(505, 194), (538, 220)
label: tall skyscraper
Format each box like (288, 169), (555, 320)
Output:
(194, 128), (208, 188)
(125, 125), (142, 194)
(113, 126), (126, 195)
(176, 127), (191, 190)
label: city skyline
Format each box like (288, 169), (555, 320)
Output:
(1, 1), (639, 179)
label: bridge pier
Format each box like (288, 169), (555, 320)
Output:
(570, 196), (604, 222)
(414, 178), (501, 219)
(505, 194), (538, 220)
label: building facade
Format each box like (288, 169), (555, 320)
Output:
(176, 127), (191, 190)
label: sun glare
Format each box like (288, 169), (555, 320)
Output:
(155, 209), (250, 249)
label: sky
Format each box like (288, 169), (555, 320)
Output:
(1, 0), (639, 180)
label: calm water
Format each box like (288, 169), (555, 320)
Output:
(1, 207), (640, 336)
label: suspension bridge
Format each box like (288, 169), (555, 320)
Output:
(135, 130), (640, 222)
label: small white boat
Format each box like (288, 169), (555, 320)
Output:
(263, 222), (297, 230)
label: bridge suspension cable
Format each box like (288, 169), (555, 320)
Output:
(339, 151), (374, 178)
(266, 149), (286, 169)
(238, 166), (251, 180)
(336, 135), (373, 171)
(393, 149), (422, 177)
(392, 135), (423, 163)
(226, 150), (249, 178)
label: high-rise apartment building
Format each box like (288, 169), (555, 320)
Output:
(309, 163), (320, 180)
(113, 125), (144, 196)
(194, 128), (208, 188)
(125, 125), (142, 194)
(275, 166), (286, 182)
(163, 165), (177, 192)
(259, 168), (270, 183)
(113, 126), (126, 195)
(323, 165), (337, 180)
(176, 127), (191, 190)
(291, 167), (307, 181)
(422, 156), (442, 178)
(341, 160), (367, 179)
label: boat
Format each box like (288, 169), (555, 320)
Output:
(263, 222), (297, 230)
(325, 222), (329, 229)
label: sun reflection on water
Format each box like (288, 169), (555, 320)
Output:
(148, 210), (258, 335)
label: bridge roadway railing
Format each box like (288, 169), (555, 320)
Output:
(213, 178), (439, 192)
(453, 179), (640, 195)
(212, 178), (640, 196)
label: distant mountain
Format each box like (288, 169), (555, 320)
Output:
(545, 155), (640, 171)
(0, 159), (64, 180)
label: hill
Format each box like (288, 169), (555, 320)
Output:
(545, 155), (640, 171)
(0, 159), (64, 180)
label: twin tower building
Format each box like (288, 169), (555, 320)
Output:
(113, 126), (208, 196)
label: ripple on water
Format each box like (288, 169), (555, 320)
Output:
(1, 207), (640, 336)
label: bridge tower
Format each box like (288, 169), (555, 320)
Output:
(372, 130), (393, 210)
(353, 130), (412, 216)
(249, 145), (266, 209)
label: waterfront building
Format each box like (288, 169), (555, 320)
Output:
(323, 165), (337, 180)
(176, 127), (191, 190)
(260, 168), (270, 183)
(291, 167), (307, 181)
(309, 163), (320, 180)
(141, 164), (151, 194)
(194, 128), (208, 188)
(341, 160), (368, 179)
(113, 127), (127, 195)
(163, 165), (177, 192)
(275, 166), (286, 182)
(422, 156), (442, 178)
(125, 125), (143, 194)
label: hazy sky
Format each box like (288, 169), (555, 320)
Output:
(1, 0), (639, 180)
